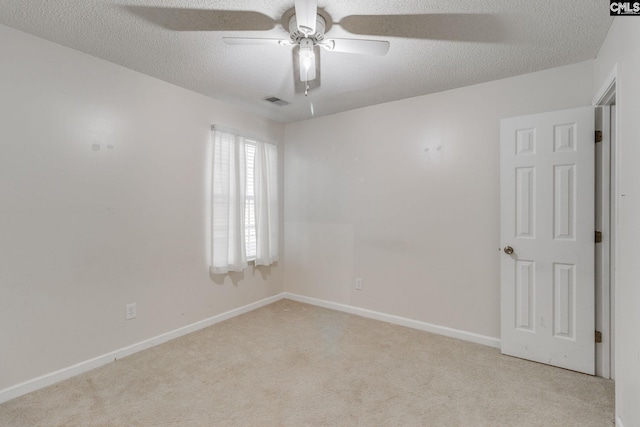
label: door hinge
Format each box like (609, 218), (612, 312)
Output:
(595, 130), (603, 143)
(595, 330), (603, 343)
(595, 231), (603, 243)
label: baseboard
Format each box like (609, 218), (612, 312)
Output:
(0, 293), (285, 404)
(2, 292), (501, 404)
(616, 416), (624, 427)
(283, 293), (501, 349)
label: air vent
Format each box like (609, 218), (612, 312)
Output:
(263, 96), (289, 106)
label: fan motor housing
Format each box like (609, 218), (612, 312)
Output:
(289, 14), (326, 43)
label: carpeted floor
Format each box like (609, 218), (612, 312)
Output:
(0, 299), (614, 426)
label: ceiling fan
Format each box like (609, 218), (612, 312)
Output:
(222, 0), (390, 95)
(129, 3), (504, 97)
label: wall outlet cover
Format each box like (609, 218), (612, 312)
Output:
(125, 303), (137, 320)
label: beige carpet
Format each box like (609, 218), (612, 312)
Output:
(0, 299), (614, 426)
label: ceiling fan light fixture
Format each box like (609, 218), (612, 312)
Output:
(299, 38), (315, 81)
(301, 53), (312, 71)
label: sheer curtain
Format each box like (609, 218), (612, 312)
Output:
(210, 127), (278, 274)
(254, 141), (279, 266)
(211, 129), (247, 274)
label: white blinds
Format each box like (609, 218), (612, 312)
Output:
(244, 143), (257, 259)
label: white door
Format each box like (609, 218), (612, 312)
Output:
(500, 107), (595, 374)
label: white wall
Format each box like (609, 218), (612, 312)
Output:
(284, 61), (594, 340)
(0, 24), (284, 391)
(593, 18), (640, 427)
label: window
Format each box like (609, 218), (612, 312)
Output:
(210, 127), (278, 274)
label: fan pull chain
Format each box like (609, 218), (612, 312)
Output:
(305, 83), (309, 96)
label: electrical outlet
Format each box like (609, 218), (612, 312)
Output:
(355, 278), (363, 290)
(125, 303), (137, 320)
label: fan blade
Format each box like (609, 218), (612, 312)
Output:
(126, 7), (276, 31)
(338, 14), (505, 42)
(321, 39), (390, 56)
(294, 0), (318, 35)
(223, 37), (292, 46)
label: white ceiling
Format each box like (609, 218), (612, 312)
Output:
(0, 1), (612, 123)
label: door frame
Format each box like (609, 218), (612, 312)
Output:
(593, 64), (618, 379)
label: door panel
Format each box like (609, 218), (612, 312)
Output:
(500, 107), (595, 374)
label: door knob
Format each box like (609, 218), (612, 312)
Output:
(503, 246), (514, 255)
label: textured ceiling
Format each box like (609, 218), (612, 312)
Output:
(0, 1), (613, 123)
